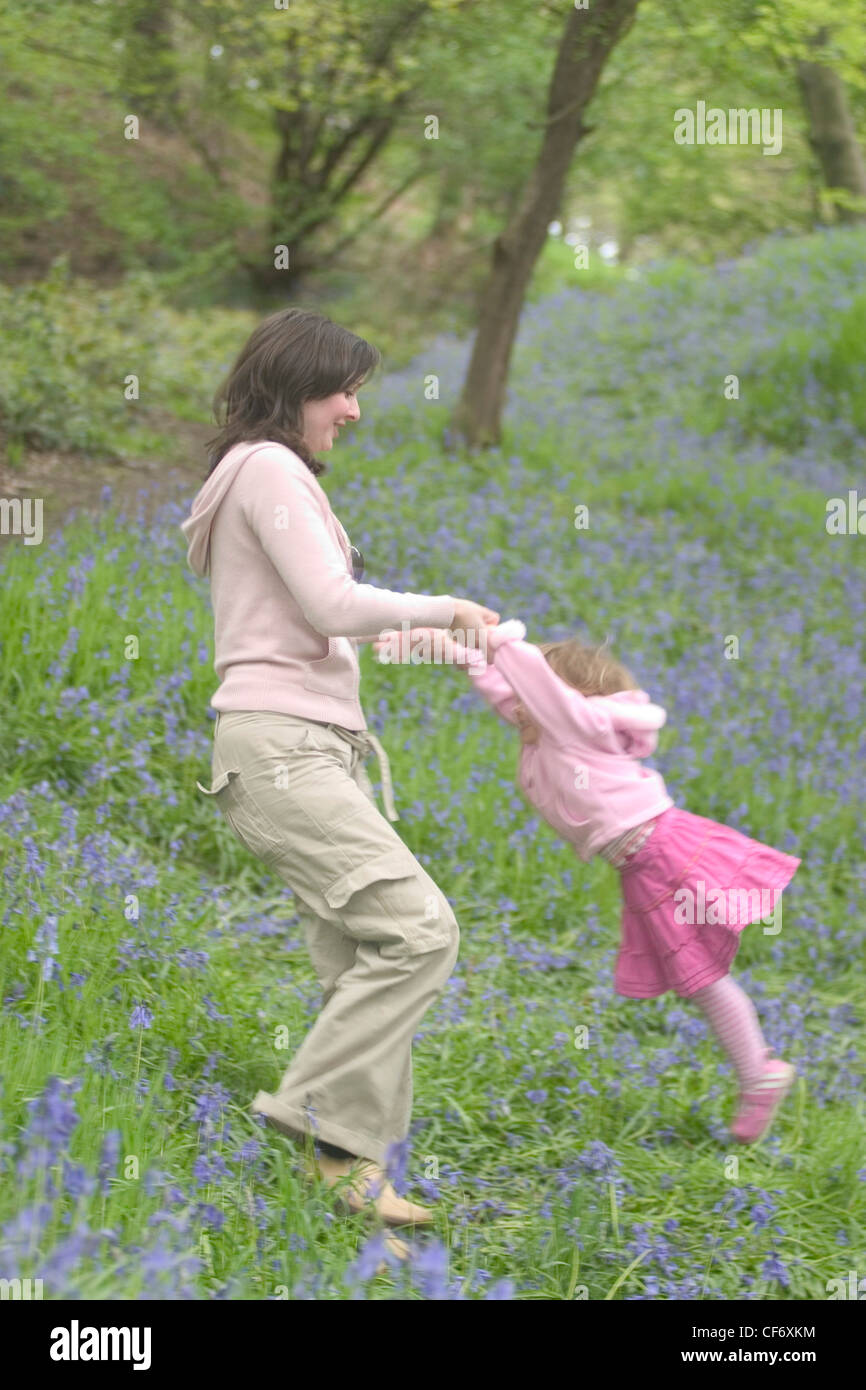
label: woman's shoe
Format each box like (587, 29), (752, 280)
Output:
(305, 1151), (435, 1227)
(730, 1059), (796, 1143)
(376, 1233), (412, 1273)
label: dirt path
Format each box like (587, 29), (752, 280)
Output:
(0, 418), (212, 551)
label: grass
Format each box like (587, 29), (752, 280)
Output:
(0, 224), (864, 1299)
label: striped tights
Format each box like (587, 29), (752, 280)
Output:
(690, 974), (771, 1090)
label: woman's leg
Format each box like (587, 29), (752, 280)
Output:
(207, 713), (460, 1166)
(259, 932), (457, 1165)
(689, 974), (771, 1090)
(291, 901), (360, 1158)
(287, 764), (422, 1158)
(295, 897), (410, 1161)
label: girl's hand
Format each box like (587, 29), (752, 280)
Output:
(372, 597), (499, 665)
(482, 617), (528, 661)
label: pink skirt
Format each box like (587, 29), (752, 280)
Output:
(614, 807), (801, 999)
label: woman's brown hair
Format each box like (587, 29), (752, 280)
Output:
(536, 638), (639, 696)
(204, 308), (381, 478)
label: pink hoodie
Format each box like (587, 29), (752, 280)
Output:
(180, 440), (457, 730)
(456, 620), (673, 861)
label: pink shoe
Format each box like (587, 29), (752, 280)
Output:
(730, 1059), (796, 1143)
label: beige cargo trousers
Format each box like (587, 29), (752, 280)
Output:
(196, 710), (460, 1166)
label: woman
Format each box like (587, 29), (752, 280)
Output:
(181, 307), (498, 1231)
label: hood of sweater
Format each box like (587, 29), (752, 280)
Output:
(597, 688), (667, 758)
(180, 442), (300, 578)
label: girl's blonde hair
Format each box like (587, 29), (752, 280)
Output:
(536, 637), (638, 697)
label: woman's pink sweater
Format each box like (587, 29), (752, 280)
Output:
(180, 440), (456, 729)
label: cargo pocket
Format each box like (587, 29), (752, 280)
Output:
(321, 845), (412, 911)
(321, 846), (456, 957)
(195, 767), (285, 861)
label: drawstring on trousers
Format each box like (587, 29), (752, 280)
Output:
(324, 725), (399, 823)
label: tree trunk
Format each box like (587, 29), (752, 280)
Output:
(797, 28), (866, 225)
(250, 3), (431, 298)
(449, 0), (641, 452)
(117, 0), (179, 126)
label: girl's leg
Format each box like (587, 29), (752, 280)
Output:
(689, 974), (770, 1090)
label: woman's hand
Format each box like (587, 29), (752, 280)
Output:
(449, 598), (500, 645)
(371, 601), (500, 666)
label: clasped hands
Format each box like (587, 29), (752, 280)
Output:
(373, 599), (526, 667)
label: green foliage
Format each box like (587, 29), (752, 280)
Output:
(815, 292), (866, 432)
(0, 223), (863, 1299)
(690, 285), (866, 449)
(0, 1), (253, 291)
(0, 259), (255, 457)
(528, 237), (625, 302)
(2, 0), (865, 300)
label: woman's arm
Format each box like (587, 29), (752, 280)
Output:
(236, 449), (456, 637)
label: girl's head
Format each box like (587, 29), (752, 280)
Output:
(513, 638), (638, 735)
(205, 308), (381, 478)
(537, 637), (638, 696)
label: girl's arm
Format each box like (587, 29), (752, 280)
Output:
(487, 623), (613, 745)
(373, 626), (520, 727)
(488, 623), (667, 751)
(464, 655), (521, 727)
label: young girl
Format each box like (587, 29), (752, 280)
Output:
(375, 618), (800, 1144)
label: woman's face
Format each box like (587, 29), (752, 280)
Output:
(301, 386), (362, 452)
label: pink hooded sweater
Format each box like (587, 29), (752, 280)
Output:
(447, 620), (673, 862)
(180, 440), (457, 729)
